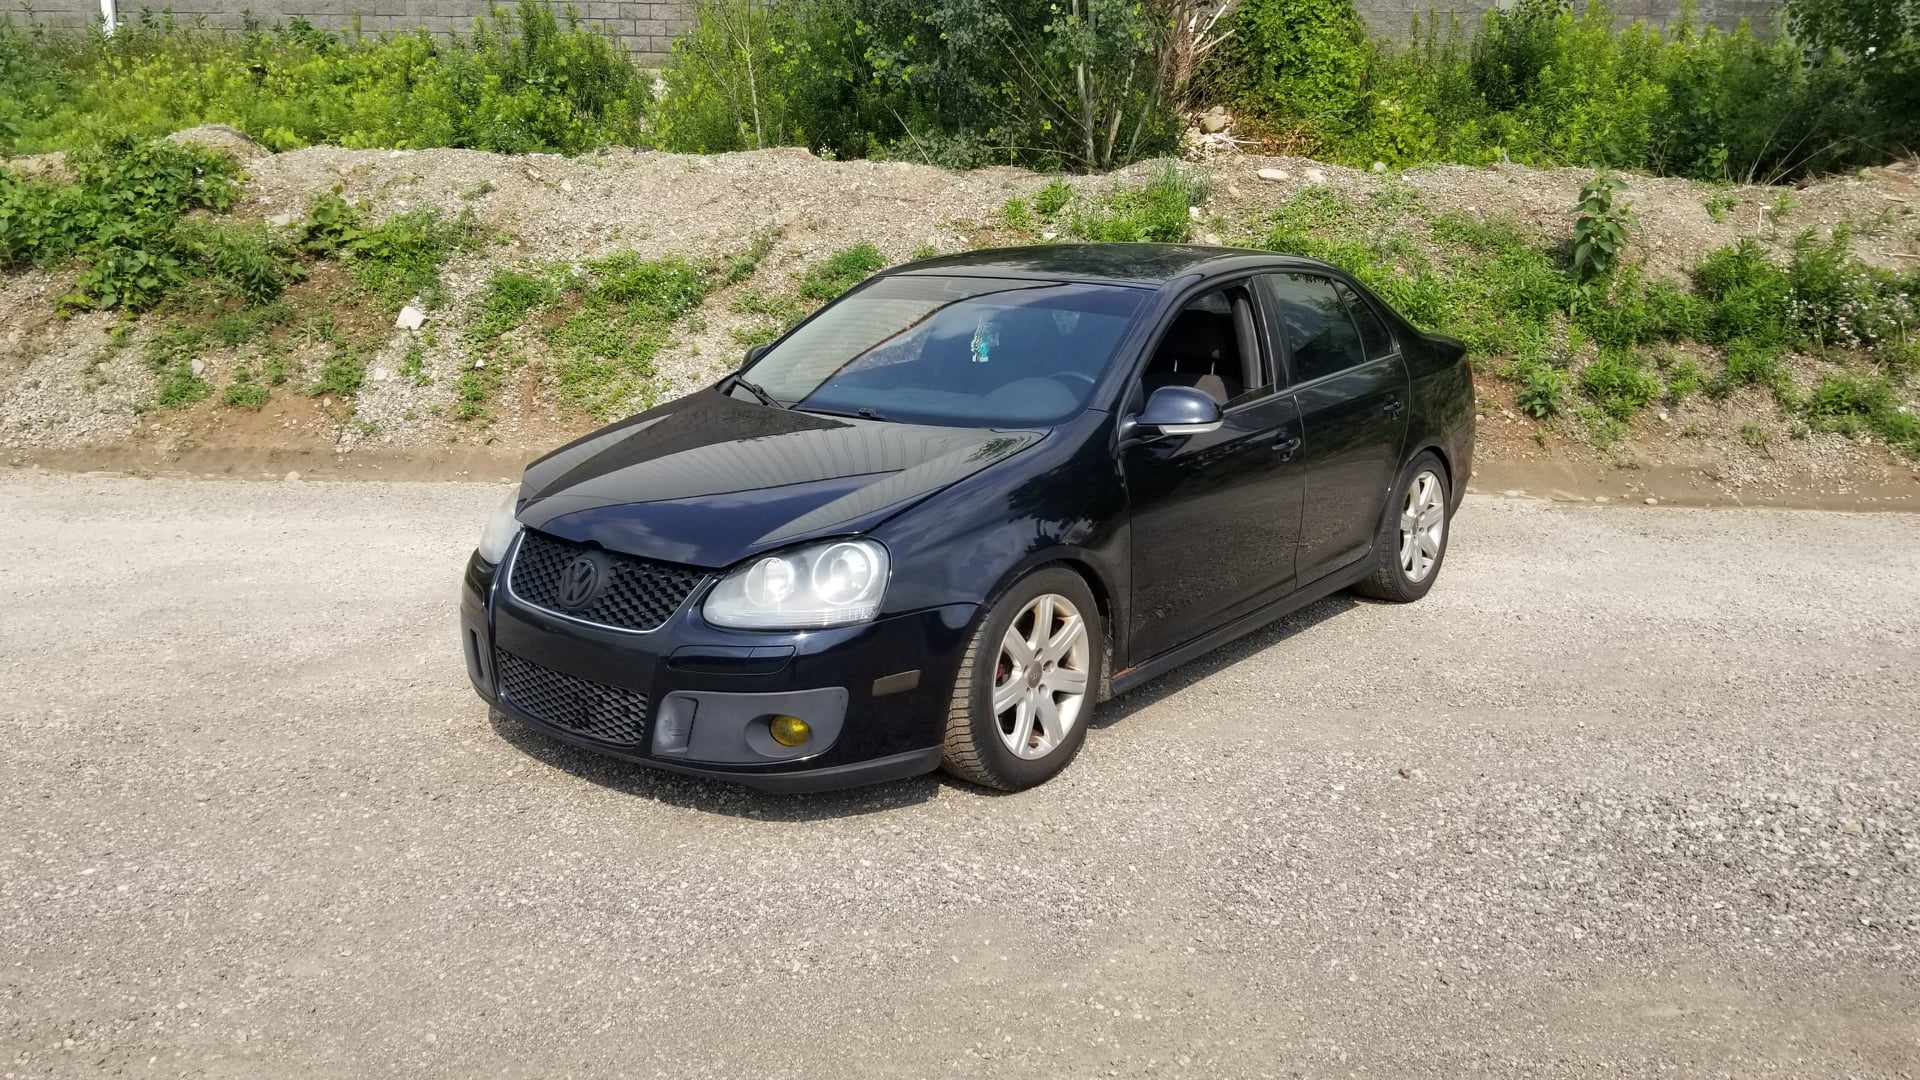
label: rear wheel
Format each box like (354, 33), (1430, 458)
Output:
(943, 568), (1100, 791)
(1353, 451), (1451, 603)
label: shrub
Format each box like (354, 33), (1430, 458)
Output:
(1580, 350), (1661, 419)
(1032, 180), (1074, 217)
(1513, 357), (1567, 417)
(1305, 0), (1910, 182)
(338, 208), (478, 310)
(170, 219), (305, 304)
(1785, 228), (1917, 351)
(1663, 356), (1705, 403)
(1803, 372), (1920, 453)
(652, 0), (1181, 170)
(1711, 337), (1789, 398)
(1468, 0), (1566, 109)
(1571, 171), (1628, 284)
(1219, 0), (1370, 120)
(0, 3), (649, 156)
(1694, 238), (1792, 345)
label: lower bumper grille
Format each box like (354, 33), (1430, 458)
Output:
(494, 649), (649, 748)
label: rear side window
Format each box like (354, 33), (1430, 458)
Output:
(1338, 282), (1396, 360)
(1264, 273), (1365, 384)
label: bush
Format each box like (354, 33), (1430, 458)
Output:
(1694, 238), (1792, 345)
(330, 206), (479, 310)
(1219, 0), (1370, 120)
(1803, 372), (1920, 453)
(1580, 350), (1661, 419)
(1513, 357), (1567, 417)
(1785, 227), (1918, 351)
(652, 0), (1181, 170)
(170, 219), (305, 304)
(1300, 0), (1912, 182)
(0, 2), (649, 156)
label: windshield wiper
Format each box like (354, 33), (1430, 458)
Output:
(799, 405), (889, 422)
(727, 374), (786, 409)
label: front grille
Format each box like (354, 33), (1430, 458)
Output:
(495, 649), (649, 747)
(509, 529), (706, 632)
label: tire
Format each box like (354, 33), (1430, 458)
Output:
(942, 567), (1102, 791)
(1352, 451), (1452, 603)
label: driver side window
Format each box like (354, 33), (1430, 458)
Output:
(1139, 284), (1268, 408)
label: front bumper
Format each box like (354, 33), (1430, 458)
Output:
(459, 546), (971, 792)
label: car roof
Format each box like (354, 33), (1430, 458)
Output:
(884, 243), (1335, 289)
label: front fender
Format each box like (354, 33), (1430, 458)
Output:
(875, 410), (1131, 659)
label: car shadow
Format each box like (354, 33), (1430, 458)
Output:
(488, 708), (949, 820)
(1093, 593), (1360, 729)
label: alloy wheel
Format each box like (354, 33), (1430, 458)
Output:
(991, 593), (1091, 760)
(1399, 470), (1446, 583)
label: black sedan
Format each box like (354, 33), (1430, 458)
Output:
(460, 244), (1473, 792)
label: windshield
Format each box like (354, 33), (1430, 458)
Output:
(741, 275), (1146, 427)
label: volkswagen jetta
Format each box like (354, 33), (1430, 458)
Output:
(460, 244), (1472, 791)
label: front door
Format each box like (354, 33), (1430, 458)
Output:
(1122, 283), (1306, 665)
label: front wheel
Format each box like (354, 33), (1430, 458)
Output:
(1352, 452), (1452, 603)
(942, 568), (1101, 791)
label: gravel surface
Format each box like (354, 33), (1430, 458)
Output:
(1, 470), (1917, 1078)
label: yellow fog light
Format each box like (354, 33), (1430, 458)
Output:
(769, 715), (812, 748)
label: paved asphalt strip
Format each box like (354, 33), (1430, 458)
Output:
(1, 469), (1916, 1078)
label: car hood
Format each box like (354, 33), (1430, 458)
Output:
(518, 389), (1045, 567)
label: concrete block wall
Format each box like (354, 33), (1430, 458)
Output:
(14, 0), (1778, 64)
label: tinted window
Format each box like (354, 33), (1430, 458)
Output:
(1140, 286), (1264, 406)
(1266, 273), (1365, 384)
(743, 275), (1145, 427)
(1338, 282), (1395, 359)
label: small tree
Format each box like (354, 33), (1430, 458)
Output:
(1571, 170), (1628, 285)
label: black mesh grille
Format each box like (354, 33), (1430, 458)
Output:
(509, 530), (706, 632)
(495, 649), (649, 747)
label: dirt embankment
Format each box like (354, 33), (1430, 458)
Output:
(2, 137), (1917, 506)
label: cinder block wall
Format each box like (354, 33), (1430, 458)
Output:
(14, 0), (1779, 66)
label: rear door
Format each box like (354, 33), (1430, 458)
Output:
(1122, 281), (1305, 664)
(1258, 272), (1409, 586)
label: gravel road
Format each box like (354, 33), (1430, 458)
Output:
(2, 469), (1916, 1078)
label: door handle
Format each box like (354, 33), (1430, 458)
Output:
(1274, 435), (1302, 461)
(1383, 396), (1404, 417)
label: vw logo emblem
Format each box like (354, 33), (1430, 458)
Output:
(556, 554), (607, 609)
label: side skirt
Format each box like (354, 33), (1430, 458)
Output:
(1106, 558), (1372, 698)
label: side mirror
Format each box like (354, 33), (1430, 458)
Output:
(1127, 385), (1224, 440)
(744, 343), (771, 365)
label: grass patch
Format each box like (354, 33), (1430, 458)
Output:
(141, 324), (212, 409)
(731, 243), (890, 349)
(545, 252), (712, 419)
(472, 265), (567, 343)
(223, 363), (271, 410)
(1067, 165), (1207, 244)
(1803, 374), (1920, 454)
(309, 347), (368, 399)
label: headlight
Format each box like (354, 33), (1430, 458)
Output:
(704, 539), (889, 629)
(476, 488), (523, 564)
